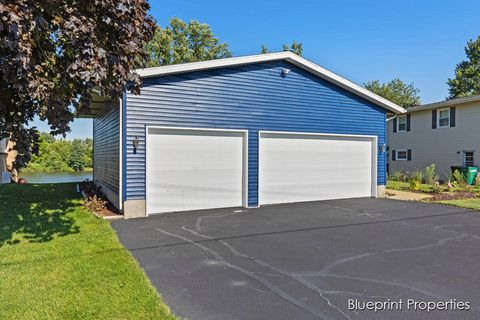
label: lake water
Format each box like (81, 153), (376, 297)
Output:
(20, 172), (93, 184)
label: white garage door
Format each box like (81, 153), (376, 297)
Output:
(146, 128), (246, 215)
(259, 132), (376, 205)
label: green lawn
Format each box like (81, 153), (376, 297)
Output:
(386, 180), (433, 193)
(0, 183), (176, 320)
(433, 198), (480, 211)
(387, 180), (480, 212)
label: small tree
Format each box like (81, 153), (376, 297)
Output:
(364, 79), (421, 108)
(423, 164), (439, 185)
(261, 45), (270, 54)
(447, 36), (480, 98)
(143, 17), (231, 67)
(261, 41), (303, 56)
(283, 42), (303, 56)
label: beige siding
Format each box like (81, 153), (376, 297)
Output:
(6, 141), (16, 169)
(1, 139), (16, 172)
(387, 101), (480, 178)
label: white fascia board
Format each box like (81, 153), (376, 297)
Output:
(136, 52), (289, 78)
(135, 51), (405, 115)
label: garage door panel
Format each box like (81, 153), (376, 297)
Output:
(147, 129), (244, 214)
(259, 132), (373, 205)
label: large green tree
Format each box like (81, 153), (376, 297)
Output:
(69, 139), (88, 172)
(447, 36), (480, 98)
(25, 133), (93, 173)
(364, 79), (421, 108)
(0, 0), (156, 169)
(143, 17), (231, 67)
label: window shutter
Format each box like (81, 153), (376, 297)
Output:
(392, 118), (397, 133)
(450, 107), (456, 127)
(432, 110), (437, 129)
(406, 114), (411, 131)
(392, 150), (396, 161)
(407, 149), (412, 161)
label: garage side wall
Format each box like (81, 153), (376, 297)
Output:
(124, 61), (387, 211)
(93, 104), (120, 208)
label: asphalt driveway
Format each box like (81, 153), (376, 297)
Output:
(112, 199), (480, 320)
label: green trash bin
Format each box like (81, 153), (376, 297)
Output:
(466, 166), (478, 185)
(451, 166), (478, 185)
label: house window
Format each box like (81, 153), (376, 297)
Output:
(397, 115), (407, 132)
(396, 150), (408, 161)
(463, 151), (474, 167)
(438, 108), (450, 128)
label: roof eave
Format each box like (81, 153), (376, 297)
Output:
(407, 94), (480, 113)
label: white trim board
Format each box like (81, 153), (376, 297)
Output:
(135, 51), (405, 115)
(118, 97), (123, 211)
(395, 149), (408, 161)
(145, 126), (249, 216)
(397, 114), (407, 132)
(437, 107), (451, 128)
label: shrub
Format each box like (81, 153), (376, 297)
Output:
(409, 171), (423, 191)
(83, 195), (107, 215)
(389, 170), (409, 182)
(423, 164), (439, 185)
(429, 182), (442, 194)
(453, 169), (466, 186)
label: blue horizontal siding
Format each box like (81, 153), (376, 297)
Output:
(93, 105), (120, 194)
(125, 61), (387, 204)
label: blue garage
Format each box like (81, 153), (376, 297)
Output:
(87, 51), (404, 218)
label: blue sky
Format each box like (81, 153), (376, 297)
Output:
(34, 0), (479, 139)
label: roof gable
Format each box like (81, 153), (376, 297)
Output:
(136, 51), (405, 114)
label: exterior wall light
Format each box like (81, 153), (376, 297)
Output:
(281, 68), (291, 78)
(133, 136), (140, 154)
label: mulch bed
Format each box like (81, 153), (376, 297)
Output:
(96, 200), (121, 217)
(428, 191), (478, 201)
(79, 180), (121, 217)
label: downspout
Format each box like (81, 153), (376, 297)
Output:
(386, 114), (397, 122)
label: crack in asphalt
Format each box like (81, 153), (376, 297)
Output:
(298, 273), (448, 300)
(179, 208), (480, 319)
(182, 224), (353, 319)
(317, 233), (469, 276)
(128, 209), (477, 252)
(142, 203), (480, 319)
(154, 227), (334, 320)
(195, 211), (248, 232)
(184, 220), (363, 319)
(320, 288), (414, 300)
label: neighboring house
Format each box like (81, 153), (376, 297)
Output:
(83, 51), (404, 218)
(387, 94), (480, 178)
(0, 137), (16, 183)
